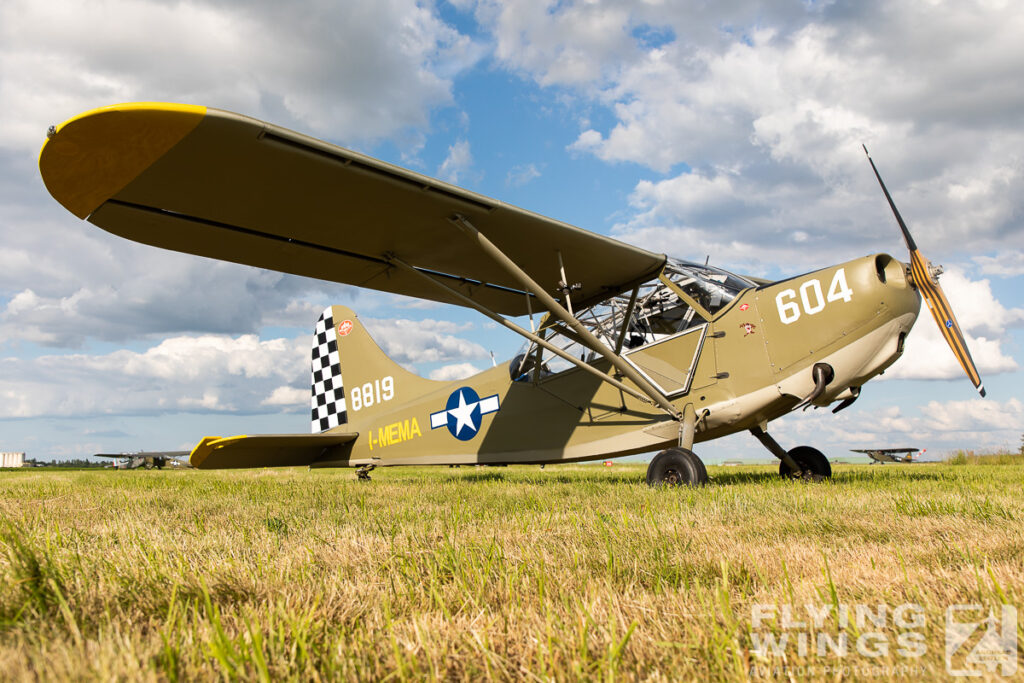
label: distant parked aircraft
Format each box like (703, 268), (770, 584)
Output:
(851, 448), (920, 464)
(95, 451), (191, 469)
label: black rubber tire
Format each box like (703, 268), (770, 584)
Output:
(779, 446), (831, 481)
(646, 447), (708, 487)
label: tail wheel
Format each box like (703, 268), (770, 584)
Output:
(646, 447), (708, 488)
(779, 446), (831, 481)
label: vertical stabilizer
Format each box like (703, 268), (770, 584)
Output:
(310, 306), (441, 433)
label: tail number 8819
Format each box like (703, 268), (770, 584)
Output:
(350, 376), (394, 411)
(775, 269), (853, 325)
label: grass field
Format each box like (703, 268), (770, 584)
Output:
(1, 458), (1021, 681)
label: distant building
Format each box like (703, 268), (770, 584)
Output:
(1, 452), (25, 468)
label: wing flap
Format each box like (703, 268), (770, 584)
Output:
(189, 433), (358, 470)
(41, 104), (666, 315)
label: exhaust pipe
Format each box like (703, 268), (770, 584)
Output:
(794, 363), (834, 411)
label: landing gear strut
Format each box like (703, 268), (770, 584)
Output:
(356, 464), (376, 481)
(750, 426), (831, 481)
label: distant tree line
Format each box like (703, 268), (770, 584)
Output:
(35, 458), (110, 468)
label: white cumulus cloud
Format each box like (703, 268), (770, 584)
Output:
(0, 334), (306, 418)
(437, 139), (474, 184)
(428, 362), (481, 381)
(475, 0), (1024, 268)
(261, 386), (308, 409)
(772, 397), (1024, 456)
(361, 317), (489, 368)
(974, 252), (1024, 277)
(506, 162), (542, 187)
(0, 0), (482, 152)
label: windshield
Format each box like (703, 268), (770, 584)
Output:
(662, 258), (755, 317)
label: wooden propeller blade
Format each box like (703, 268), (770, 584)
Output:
(863, 145), (986, 397)
(909, 250), (986, 397)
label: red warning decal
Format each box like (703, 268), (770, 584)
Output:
(739, 303), (749, 311)
(337, 320), (354, 337)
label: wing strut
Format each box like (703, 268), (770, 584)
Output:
(387, 255), (657, 407)
(447, 214), (683, 420)
(613, 286), (640, 355)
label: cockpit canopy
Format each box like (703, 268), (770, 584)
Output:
(510, 258), (755, 381)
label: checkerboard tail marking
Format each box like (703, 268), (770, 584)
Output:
(310, 307), (346, 433)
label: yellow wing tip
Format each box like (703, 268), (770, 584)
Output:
(39, 102), (208, 219)
(47, 102), (208, 138)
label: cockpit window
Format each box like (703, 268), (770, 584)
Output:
(509, 258), (754, 382)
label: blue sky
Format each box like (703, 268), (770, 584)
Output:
(1, 0), (1021, 462)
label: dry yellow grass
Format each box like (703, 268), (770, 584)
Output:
(0, 459), (1021, 681)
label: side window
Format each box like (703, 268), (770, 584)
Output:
(627, 292), (697, 348)
(509, 331), (600, 382)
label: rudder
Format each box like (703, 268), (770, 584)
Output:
(311, 308), (346, 433)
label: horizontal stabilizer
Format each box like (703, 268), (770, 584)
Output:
(189, 433), (358, 469)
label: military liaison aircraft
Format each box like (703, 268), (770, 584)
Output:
(851, 448), (920, 464)
(40, 104), (985, 486)
(95, 451), (191, 469)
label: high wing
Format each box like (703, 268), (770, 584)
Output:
(40, 103), (666, 316)
(850, 448), (918, 455)
(189, 433), (358, 469)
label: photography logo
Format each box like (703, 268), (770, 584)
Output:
(945, 605), (1017, 677)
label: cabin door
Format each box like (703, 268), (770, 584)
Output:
(623, 324), (710, 397)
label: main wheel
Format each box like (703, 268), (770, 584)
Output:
(779, 446), (831, 481)
(646, 447), (708, 487)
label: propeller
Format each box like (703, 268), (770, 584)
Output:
(863, 145), (986, 397)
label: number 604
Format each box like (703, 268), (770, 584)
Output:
(775, 268), (853, 325)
